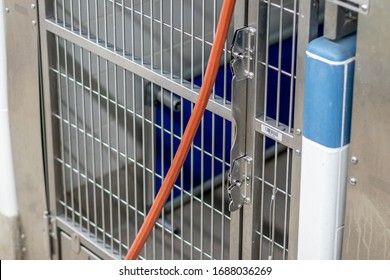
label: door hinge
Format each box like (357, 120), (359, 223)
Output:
(43, 211), (56, 239)
(228, 155), (253, 211)
(230, 26), (256, 81)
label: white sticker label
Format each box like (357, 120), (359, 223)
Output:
(261, 124), (283, 142)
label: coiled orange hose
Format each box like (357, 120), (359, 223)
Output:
(125, 0), (236, 260)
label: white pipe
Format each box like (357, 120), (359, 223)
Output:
(0, 0), (18, 217)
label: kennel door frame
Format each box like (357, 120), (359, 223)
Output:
(237, 0), (322, 260)
(38, 0), (244, 260)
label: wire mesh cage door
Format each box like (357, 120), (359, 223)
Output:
(229, 0), (323, 260)
(39, 0), (246, 260)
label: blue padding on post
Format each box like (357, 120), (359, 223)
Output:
(303, 34), (356, 148)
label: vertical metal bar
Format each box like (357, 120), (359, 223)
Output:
(160, 0), (163, 73)
(288, 0), (298, 133)
(221, 118), (226, 259)
(270, 144), (278, 259)
(275, 0), (284, 126)
(114, 64), (121, 256)
(88, 51), (98, 239)
(283, 148), (292, 259)
(141, 77), (147, 258)
(113, 0), (117, 51)
(201, 0), (205, 81)
(169, 1), (174, 259)
(64, 40), (75, 224)
(131, 0), (135, 59)
(170, 0), (173, 80)
(288, 0), (319, 260)
(229, 0), (247, 260)
(122, 0), (125, 57)
(212, 0), (217, 100)
(190, 0), (195, 260)
(200, 114), (204, 259)
(191, 0), (194, 91)
(151, 85), (157, 260)
(56, 35), (67, 220)
(97, 55), (106, 246)
(87, 0), (90, 39)
(71, 42), (82, 230)
(170, 92), (174, 260)
(180, 0), (184, 260)
(131, 72), (138, 250)
(104, 0), (108, 48)
(80, 46), (90, 233)
(211, 113), (215, 259)
(123, 69), (129, 257)
(263, 1), (271, 121)
(38, 0), (61, 259)
(95, 0), (99, 44)
(159, 18), (165, 257)
(242, 0), (266, 260)
(140, 0), (144, 65)
(105, 59), (113, 251)
(62, 0), (65, 28)
(150, 0), (154, 69)
(78, 0), (81, 36)
(149, 0), (157, 260)
(70, 0), (74, 31)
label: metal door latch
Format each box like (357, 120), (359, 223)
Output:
(228, 155), (253, 212)
(230, 26), (256, 81)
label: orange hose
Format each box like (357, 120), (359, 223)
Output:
(125, 0), (236, 260)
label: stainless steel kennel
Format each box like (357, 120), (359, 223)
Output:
(2, 0), (389, 261)
(38, 0), (322, 260)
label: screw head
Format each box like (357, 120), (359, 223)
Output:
(296, 129), (302, 136)
(351, 156), (358, 164)
(32, 20), (37, 26)
(350, 177), (357, 186)
(5, 7), (9, 13)
(31, 4), (36, 9)
(295, 149), (301, 156)
(361, 4), (369, 13)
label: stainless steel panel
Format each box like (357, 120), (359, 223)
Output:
(343, 0), (390, 260)
(59, 231), (100, 260)
(5, 0), (50, 259)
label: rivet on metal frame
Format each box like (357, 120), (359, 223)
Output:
(351, 156), (358, 164)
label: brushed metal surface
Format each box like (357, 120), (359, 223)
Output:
(343, 0), (390, 260)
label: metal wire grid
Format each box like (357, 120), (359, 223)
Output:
(46, 0), (233, 260)
(51, 0), (232, 107)
(253, 0), (300, 260)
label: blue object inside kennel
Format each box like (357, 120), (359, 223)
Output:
(154, 34), (298, 199)
(155, 67), (233, 199)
